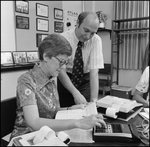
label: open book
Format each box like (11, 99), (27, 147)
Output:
(55, 102), (98, 119)
(55, 102), (98, 143)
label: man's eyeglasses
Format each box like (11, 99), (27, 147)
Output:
(54, 56), (69, 67)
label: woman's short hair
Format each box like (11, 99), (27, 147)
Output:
(77, 11), (98, 27)
(38, 33), (72, 61)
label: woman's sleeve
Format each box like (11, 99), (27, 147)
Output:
(17, 74), (37, 107)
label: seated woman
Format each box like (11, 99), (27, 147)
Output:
(133, 66), (149, 107)
(10, 34), (106, 140)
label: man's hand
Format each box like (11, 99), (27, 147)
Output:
(70, 104), (87, 110)
(72, 91), (87, 104)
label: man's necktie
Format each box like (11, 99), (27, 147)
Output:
(71, 41), (84, 88)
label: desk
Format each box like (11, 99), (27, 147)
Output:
(69, 112), (148, 146)
(1, 111), (148, 146)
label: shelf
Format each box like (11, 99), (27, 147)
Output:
(113, 17), (149, 23)
(110, 17), (149, 87)
(113, 27), (149, 32)
(1, 64), (34, 73)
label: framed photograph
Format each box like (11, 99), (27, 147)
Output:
(36, 18), (49, 32)
(54, 21), (64, 33)
(12, 51), (28, 64)
(15, 1), (29, 14)
(1, 51), (14, 66)
(16, 15), (29, 29)
(36, 33), (48, 47)
(26, 51), (39, 63)
(54, 8), (63, 20)
(36, 3), (49, 18)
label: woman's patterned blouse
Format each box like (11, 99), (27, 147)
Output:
(10, 64), (59, 140)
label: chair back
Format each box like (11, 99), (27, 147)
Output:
(99, 64), (111, 75)
(1, 97), (17, 138)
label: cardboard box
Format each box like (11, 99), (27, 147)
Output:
(111, 85), (133, 99)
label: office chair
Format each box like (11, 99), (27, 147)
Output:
(1, 97), (17, 146)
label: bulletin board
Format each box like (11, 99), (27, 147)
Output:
(64, 10), (79, 31)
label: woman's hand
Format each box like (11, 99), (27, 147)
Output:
(75, 114), (107, 130)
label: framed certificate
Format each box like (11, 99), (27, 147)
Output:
(36, 18), (49, 32)
(36, 3), (49, 18)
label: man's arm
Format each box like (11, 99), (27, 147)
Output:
(90, 69), (99, 102)
(58, 69), (87, 104)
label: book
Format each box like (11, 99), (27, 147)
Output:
(97, 95), (143, 113)
(97, 106), (143, 121)
(97, 96), (143, 121)
(55, 102), (98, 119)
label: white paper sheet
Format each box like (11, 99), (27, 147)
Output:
(64, 128), (94, 143)
(55, 102), (97, 143)
(55, 102), (97, 119)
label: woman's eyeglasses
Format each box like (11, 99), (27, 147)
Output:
(54, 56), (69, 67)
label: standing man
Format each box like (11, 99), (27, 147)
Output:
(58, 11), (104, 107)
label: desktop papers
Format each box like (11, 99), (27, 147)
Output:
(55, 102), (98, 120)
(139, 108), (149, 120)
(55, 102), (98, 143)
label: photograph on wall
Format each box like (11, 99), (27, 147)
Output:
(36, 33), (48, 47)
(12, 51), (28, 64)
(15, 1), (29, 14)
(54, 21), (64, 33)
(54, 8), (63, 20)
(26, 51), (39, 63)
(1, 52), (14, 66)
(16, 15), (29, 29)
(36, 3), (49, 18)
(36, 18), (49, 32)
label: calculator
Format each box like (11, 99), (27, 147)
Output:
(95, 123), (122, 133)
(93, 123), (133, 142)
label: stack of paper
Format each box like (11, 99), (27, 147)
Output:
(139, 108), (149, 119)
